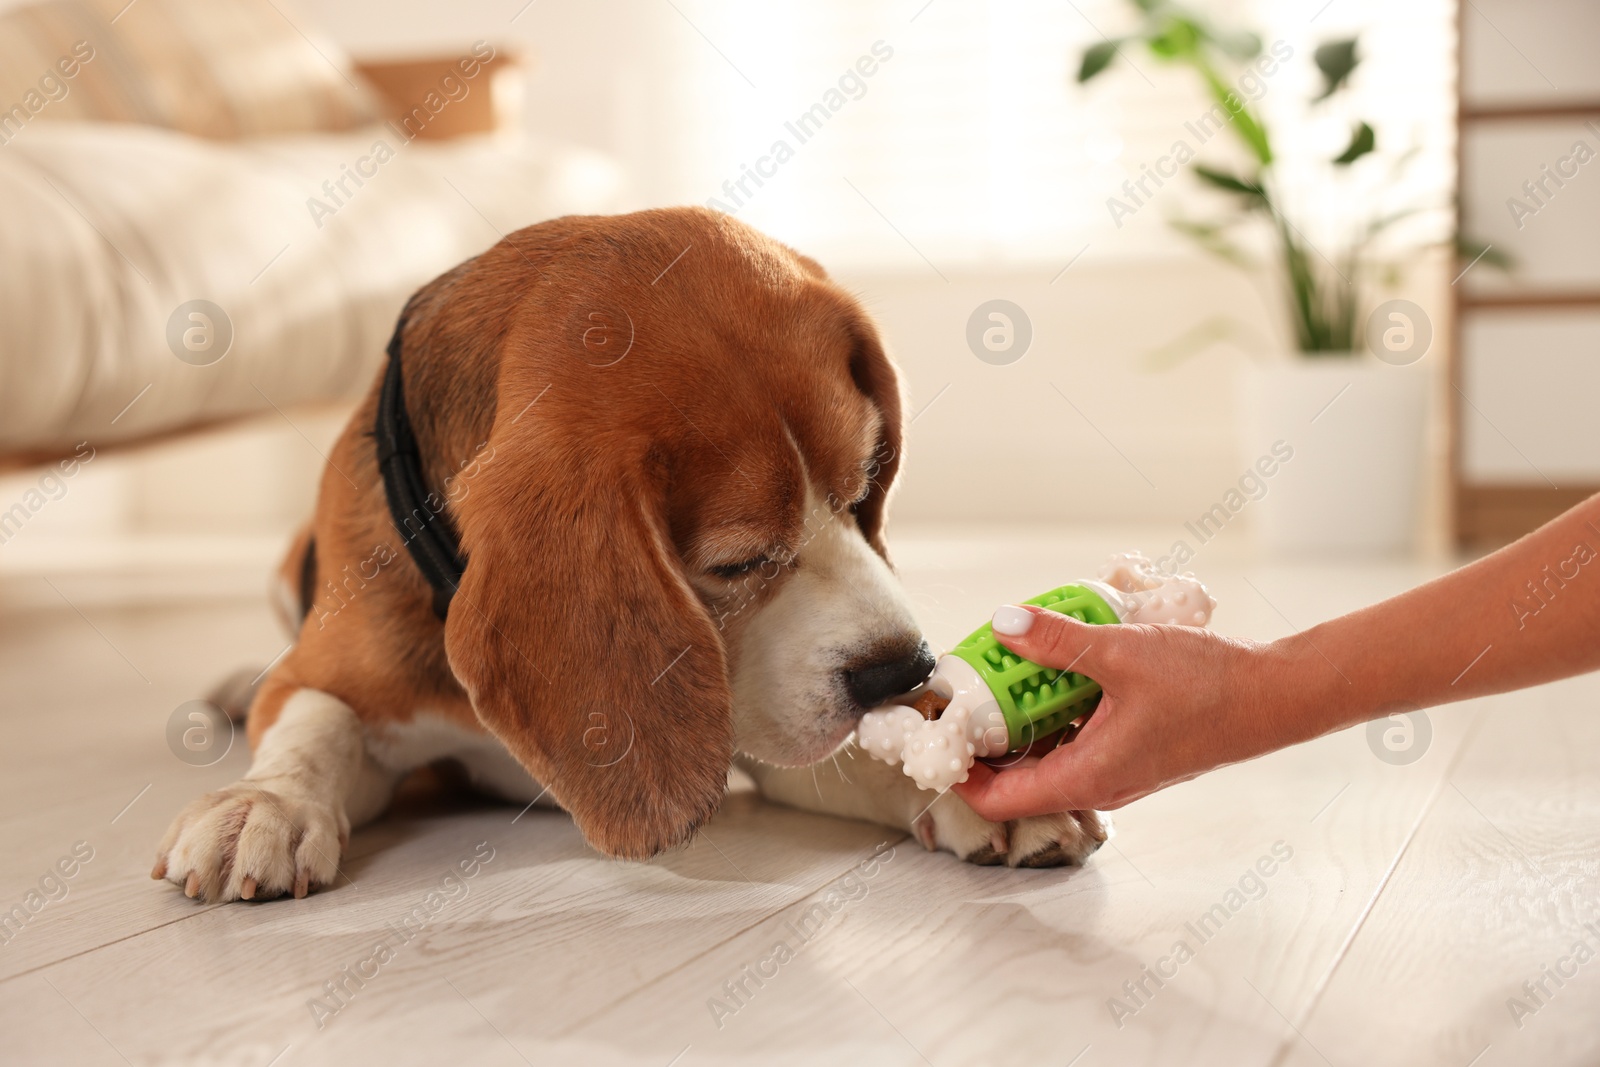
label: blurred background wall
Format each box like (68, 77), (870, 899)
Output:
(4, 0), (1593, 608)
(305, 0), (1456, 526)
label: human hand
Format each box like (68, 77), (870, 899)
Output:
(951, 605), (1297, 821)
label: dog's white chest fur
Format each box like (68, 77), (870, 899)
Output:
(369, 714), (548, 804)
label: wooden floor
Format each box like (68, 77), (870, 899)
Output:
(1, 528), (1596, 1067)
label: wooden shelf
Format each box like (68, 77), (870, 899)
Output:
(1451, 1), (1600, 546)
(1457, 484), (1600, 546)
(1460, 291), (1600, 310)
(1460, 101), (1600, 122)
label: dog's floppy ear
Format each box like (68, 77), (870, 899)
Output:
(786, 244), (903, 553)
(442, 381), (732, 860)
(847, 326), (905, 557)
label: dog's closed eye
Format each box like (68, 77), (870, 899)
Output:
(710, 555), (772, 581)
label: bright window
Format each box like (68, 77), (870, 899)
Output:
(663, 0), (1456, 270)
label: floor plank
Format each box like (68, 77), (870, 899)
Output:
(2, 529), (1591, 1066)
(1286, 674), (1600, 1067)
(0, 795), (901, 1066)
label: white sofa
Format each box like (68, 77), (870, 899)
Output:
(0, 121), (621, 453)
(0, 0), (622, 456)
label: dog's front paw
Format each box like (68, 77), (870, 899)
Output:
(914, 794), (1107, 868)
(1008, 809), (1109, 867)
(153, 783), (348, 903)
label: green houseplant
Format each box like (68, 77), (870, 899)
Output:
(1076, 0), (1499, 356)
(1075, 1), (1494, 553)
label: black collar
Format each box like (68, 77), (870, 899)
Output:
(374, 315), (467, 619)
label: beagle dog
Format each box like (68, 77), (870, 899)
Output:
(153, 208), (1106, 902)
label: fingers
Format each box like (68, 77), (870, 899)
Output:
(990, 605), (1130, 679)
(953, 755), (1094, 823)
(960, 605), (1189, 820)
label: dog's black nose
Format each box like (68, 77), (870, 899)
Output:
(843, 640), (936, 709)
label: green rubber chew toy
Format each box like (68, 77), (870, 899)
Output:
(948, 583), (1121, 752)
(855, 552), (1217, 792)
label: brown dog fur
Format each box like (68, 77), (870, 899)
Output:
(251, 208), (905, 860)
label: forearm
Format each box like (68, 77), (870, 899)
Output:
(1260, 493), (1600, 745)
(956, 496), (1600, 822)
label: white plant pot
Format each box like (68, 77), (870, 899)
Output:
(1236, 356), (1430, 556)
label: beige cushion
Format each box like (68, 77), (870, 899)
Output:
(0, 0), (380, 139)
(0, 0), (163, 130)
(0, 121), (624, 454)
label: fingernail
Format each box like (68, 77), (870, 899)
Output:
(991, 605), (1034, 636)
